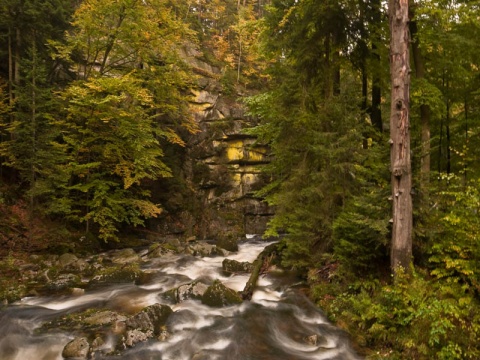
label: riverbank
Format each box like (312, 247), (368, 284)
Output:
(0, 237), (360, 360)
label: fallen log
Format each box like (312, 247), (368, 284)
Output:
(241, 242), (278, 300)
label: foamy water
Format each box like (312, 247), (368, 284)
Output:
(0, 239), (360, 360)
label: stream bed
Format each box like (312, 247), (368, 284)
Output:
(0, 239), (360, 360)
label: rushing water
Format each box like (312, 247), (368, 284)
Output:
(0, 239), (360, 360)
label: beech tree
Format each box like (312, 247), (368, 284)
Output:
(50, 0), (197, 240)
(389, 0), (412, 272)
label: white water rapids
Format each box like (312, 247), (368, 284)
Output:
(0, 239), (361, 360)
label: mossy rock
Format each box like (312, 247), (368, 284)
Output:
(222, 259), (253, 274)
(162, 281), (210, 303)
(201, 280), (242, 307)
(44, 273), (82, 292)
(89, 264), (143, 286)
(110, 248), (141, 265)
(147, 243), (179, 258)
(0, 284), (27, 303)
(216, 236), (238, 252)
(62, 337), (90, 359)
(126, 303), (173, 335)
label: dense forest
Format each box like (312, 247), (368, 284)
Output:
(1, 0), (480, 358)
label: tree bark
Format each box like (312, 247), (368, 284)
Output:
(242, 243), (278, 300)
(409, 3), (431, 190)
(389, 0), (412, 273)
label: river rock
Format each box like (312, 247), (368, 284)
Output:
(201, 280), (242, 307)
(62, 337), (90, 359)
(58, 253), (79, 269)
(124, 329), (151, 347)
(188, 242), (218, 257)
(126, 303), (173, 335)
(89, 263), (143, 286)
(45, 273), (81, 292)
(216, 236), (238, 252)
(222, 259), (253, 274)
(110, 248), (141, 264)
(147, 242), (178, 258)
(84, 310), (127, 326)
(164, 280), (210, 303)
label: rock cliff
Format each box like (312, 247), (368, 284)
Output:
(150, 47), (273, 243)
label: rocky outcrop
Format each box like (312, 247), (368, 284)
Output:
(150, 47), (274, 242)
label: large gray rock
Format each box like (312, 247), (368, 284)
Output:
(222, 259), (253, 274)
(62, 337), (90, 359)
(89, 264), (143, 286)
(188, 242), (218, 257)
(58, 253), (79, 269)
(126, 303), (173, 335)
(124, 329), (151, 347)
(201, 280), (242, 307)
(216, 236), (238, 252)
(110, 248), (141, 265)
(84, 310), (127, 326)
(164, 281), (210, 303)
(45, 273), (81, 292)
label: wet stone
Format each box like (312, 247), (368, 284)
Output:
(201, 280), (242, 307)
(126, 303), (173, 335)
(84, 310), (127, 326)
(110, 248), (141, 265)
(58, 253), (79, 269)
(45, 273), (81, 292)
(124, 329), (151, 347)
(216, 236), (239, 252)
(62, 337), (90, 359)
(222, 259), (253, 274)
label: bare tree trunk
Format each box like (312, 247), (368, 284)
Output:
(389, 0), (412, 274)
(410, 3), (431, 191)
(8, 27), (14, 110)
(15, 27), (21, 87)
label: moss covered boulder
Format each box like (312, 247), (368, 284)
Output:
(201, 280), (242, 307)
(216, 236), (238, 252)
(222, 259), (253, 274)
(89, 263), (143, 286)
(126, 303), (173, 335)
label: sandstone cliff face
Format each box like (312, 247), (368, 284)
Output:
(153, 47), (274, 242)
(186, 55), (273, 241)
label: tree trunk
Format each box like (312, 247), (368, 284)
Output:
(389, 0), (412, 273)
(371, 0), (383, 132)
(409, 3), (431, 191)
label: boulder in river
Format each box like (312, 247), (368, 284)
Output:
(222, 258), (253, 274)
(216, 235), (238, 252)
(163, 280), (210, 303)
(89, 263), (143, 286)
(110, 248), (141, 265)
(62, 337), (90, 359)
(187, 241), (219, 257)
(201, 280), (242, 307)
(84, 310), (127, 326)
(126, 303), (173, 335)
(45, 273), (82, 292)
(124, 329), (151, 347)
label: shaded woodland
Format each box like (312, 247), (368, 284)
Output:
(1, 0), (480, 357)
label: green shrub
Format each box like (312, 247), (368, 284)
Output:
(315, 269), (480, 359)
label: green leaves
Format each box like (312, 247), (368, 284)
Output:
(42, 0), (197, 241)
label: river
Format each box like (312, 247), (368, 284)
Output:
(0, 238), (360, 360)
